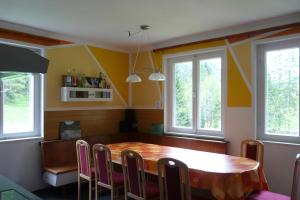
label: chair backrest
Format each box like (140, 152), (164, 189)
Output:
(76, 140), (92, 178)
(93, 144), (113, 188)
(241, 139), (264, 167)
(157, 158), (191, 200)
(121, 150), (146, 200)
(291, 154), (300, 200)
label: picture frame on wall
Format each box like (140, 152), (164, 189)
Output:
(59, 121), (81, 140)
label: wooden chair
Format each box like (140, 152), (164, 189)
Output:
(157, 158), (207, 200)
(157, 158), (191, 200)
(76, 140), (93, 200)
(247, 154), (300, 200)
(93, 144), (124, 200)
(121, 150), (159, 200)
(241, 139), (264, 167)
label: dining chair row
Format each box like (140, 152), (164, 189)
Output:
(75, 140), (206, 200)
(76, 139), (299, 200)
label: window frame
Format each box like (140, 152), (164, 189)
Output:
(0, 41), (44, 140)
(256, 37), (300, 144)
(165, 49), (226, 138)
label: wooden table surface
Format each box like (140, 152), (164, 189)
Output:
(107, 142), (267, 200)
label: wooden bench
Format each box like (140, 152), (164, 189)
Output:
(40, 133), (227, 186)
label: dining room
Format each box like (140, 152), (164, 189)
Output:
(0, 1), (300, 200)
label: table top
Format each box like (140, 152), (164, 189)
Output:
(0, 175), (42, 200)
(107, 142), (259, 174)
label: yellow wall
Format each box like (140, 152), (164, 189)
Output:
(131, 39), (252, 107)
(46, 45), (129, 109)
(46, 26), (300, 109)
(131, 52), (162, 107)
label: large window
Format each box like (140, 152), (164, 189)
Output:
(256, 38), (300, 143)
(0, 43), (43, 140)
(165, 50), (225, 137)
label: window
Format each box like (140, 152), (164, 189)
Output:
(165, 50), (225, 137)
(256, 38), (300, 143)
(0, 43), (43, 140)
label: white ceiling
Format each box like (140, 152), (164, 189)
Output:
(0, 0), (300, 51)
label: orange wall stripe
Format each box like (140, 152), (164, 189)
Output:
(154, 22), (300, 51)
(0, 28), (71, 46)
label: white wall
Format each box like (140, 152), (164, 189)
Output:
(0, 138), (47, 191)
(224, 106), (300, 196)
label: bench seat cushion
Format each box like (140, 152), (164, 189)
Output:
(44, 164), (77, 175)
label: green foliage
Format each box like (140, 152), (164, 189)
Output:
(199, 59), (221, 129)
(266, 48), (299, 136)
(173, 58), (221, 130)
(174, 62), (193, 128)
(1, 73), (33, 133)
(3, 73), (30, 104)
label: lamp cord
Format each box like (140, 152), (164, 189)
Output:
(131, 30), (145, 73)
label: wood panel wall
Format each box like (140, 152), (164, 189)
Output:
(135, 109), (164, 133)
(0, 28), (71, 46)
(44, 109), (125, 140)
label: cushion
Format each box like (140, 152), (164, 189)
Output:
(112, 171), (124, 185)
(247, 190), (290, 200)
(146, 181), (160, 198)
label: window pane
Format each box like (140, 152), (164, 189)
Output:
(265, 47), (299, 136)
(2, 73), (34, 133)
(173, 61), (193, 128)
(198, 58), (221, 131)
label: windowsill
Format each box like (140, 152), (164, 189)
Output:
(260, 140), (300, 146)
(0, 136), (44, 144)
(164, 132), (228, 143)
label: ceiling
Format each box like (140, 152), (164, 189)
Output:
(0, 0), (300, 51)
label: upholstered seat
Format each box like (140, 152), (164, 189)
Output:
(247, 154), (300, 200)
(145, 181), (160, 198)
(248, 190), (290, 200)
(112, 171), (124, 185)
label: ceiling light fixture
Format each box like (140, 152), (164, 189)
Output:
(126, 25), (166, 83)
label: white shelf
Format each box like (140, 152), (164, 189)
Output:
(61, 87), (113, 102)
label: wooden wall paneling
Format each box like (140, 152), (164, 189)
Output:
(154, 22), (300, 51)
(44, 109), (125, 140)
(0, 28), (71, 46)
(137, 134), (227, 154)
(135, 109), (164, 133)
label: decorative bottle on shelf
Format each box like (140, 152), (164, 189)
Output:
(78, 71), (85, 88)
(64, 68), (72, 87)
(101, 74), (107, 89)
(98, 72), (103, 88)
(71, 68), (78, 87)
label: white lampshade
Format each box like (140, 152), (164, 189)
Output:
(148, 71), (166, 81)
(126, 73), (142, 83)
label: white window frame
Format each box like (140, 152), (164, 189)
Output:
(0, 41), (44, 140)
(165, 49), (226, 138)
(256, 36), (300, 143)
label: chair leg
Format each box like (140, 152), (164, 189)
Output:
(78, 176), (81, 200)
(111, 188), (114, 200)
(89, 179), (92, 200)
(95, 182), (98, 200)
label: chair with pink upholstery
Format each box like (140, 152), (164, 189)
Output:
(93, 144), (124, 200)
(76, 140), (94, 200)
(247, 154), (300, 200)
(121, 150), (160, 200)
(157, 158), (207, 200)
(241, 139), (264, 167)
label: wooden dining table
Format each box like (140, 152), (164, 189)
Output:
(107, 142), (268, 200)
